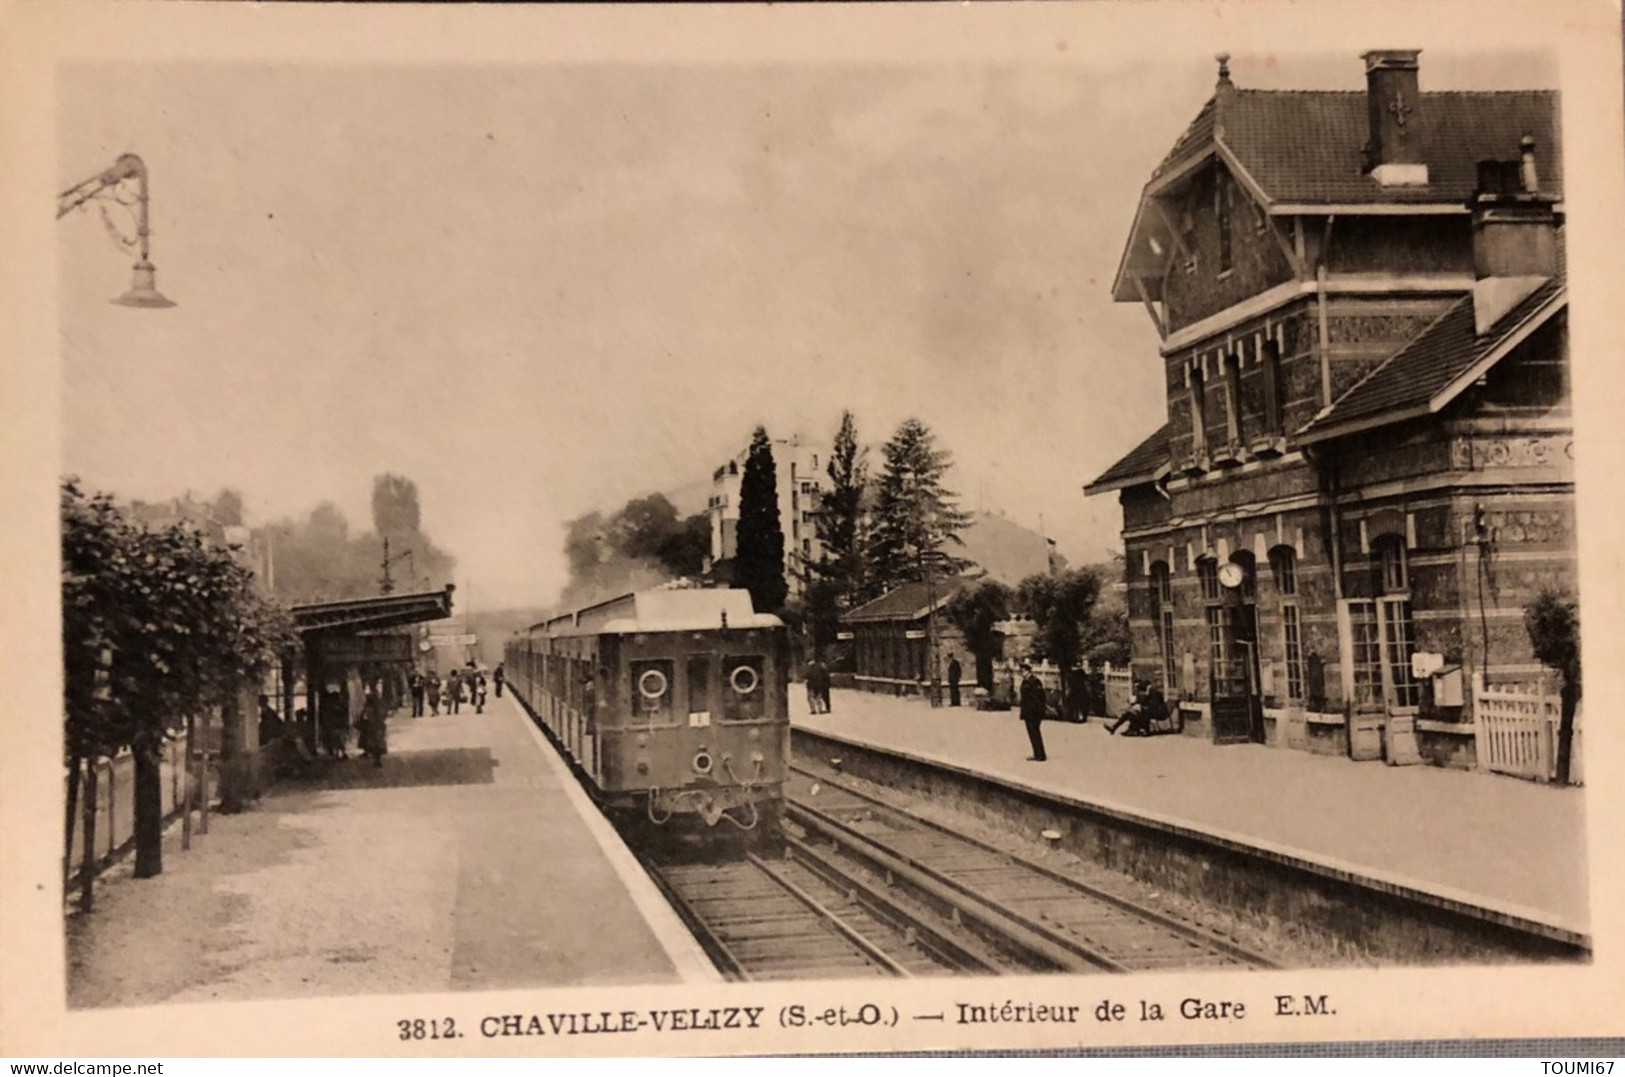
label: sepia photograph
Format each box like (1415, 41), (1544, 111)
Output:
(2, 0), (1623, 1059)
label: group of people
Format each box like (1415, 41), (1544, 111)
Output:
(1017, 666), (1170, 763)
(258, 678), (391, 771)
(407, 661), (502, 717)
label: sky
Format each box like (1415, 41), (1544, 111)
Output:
(57, 45), (1558, 612)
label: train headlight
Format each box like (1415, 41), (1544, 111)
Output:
(692, 750), (713, 775)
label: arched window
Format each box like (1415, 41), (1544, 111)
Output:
(1229, 550), (1257, 602)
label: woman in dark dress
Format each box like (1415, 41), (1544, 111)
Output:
(358, 680), (389, 768)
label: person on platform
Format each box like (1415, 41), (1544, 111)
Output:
(257, 694), (284, 748)
(320, 681), (350, 759)
(408, 670), (425, 717)
(1019, 663), (1048, 762)
(447, 668), (462, 715)
(472, 669), (488, 714)
(1109, 681), (1170, 737)
(947, 654), (963, 708)
(493, 663), (506, 699)
(358, 680), (388, 768)
(426, 669), (442, 716)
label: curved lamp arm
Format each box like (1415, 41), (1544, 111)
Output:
(57, 153), (175, 308)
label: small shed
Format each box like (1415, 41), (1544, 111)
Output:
(840, 579), (970, 698)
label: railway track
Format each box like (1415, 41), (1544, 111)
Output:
(641, 765), (1275, 981)
(782, 764), (1277, 975)
(645, 845), (1001, 981)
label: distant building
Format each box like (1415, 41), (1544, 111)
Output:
(1085, 50), (1570, 769)
(707, 433), (826, 598)
(840, 512), (1058, 695)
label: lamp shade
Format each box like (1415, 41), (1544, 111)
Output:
(112, 260), (176, 309)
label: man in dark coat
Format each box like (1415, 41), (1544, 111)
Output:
(408, 670), (425, 717)
(493, 663), (506, 698)
(1019, 663), (1047, 762)
(946, 654), (962, 707)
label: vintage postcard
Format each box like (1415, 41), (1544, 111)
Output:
(1, 0), (1622, 1058)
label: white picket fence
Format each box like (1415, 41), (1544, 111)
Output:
(1473, 673), (1583, 784)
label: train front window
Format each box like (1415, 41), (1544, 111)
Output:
(686, 656), (713, 727)
(630, 659), (675, 723)
(722, 655), (765, 721)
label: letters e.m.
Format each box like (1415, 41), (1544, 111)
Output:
(1275, 994), (1334, 1017)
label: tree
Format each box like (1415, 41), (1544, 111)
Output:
(735, 426), (788, 613)
(813, 410), (870, 604)
(372, 473), (422, 538)
(656, 512), (711, 579)
(1081, 606), (1132, 667)
(61, 480), (294, 891)
(945, 578), (1012, 689)
(212, 488), (245, 528)
(865, 418), (972, 596)
(1525, 587), (1581, 784)
(1016, 567), (1104, 680)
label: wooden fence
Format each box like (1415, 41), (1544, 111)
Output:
(64, 734), (192, 886)
(1473, 673), (1583, 784)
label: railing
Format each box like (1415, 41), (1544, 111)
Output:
(1473, 673), (1582, 784)
(64, 734), (191, 887)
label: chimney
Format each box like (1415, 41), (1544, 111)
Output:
(1362, 49), (1429, 187)
(1469, 136), (1559, 333)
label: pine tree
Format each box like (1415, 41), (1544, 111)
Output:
(813, 410), (870, 605)
(735, 426), (788, 613)
(864, 418), (972, 595)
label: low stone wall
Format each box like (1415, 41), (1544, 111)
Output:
(792, 726), (1587, 965)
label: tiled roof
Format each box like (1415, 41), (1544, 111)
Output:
(1084, 424), (1170, 495)
(1221, 89), (1561, 205)
(1151, 98), (1217, 181)
(1296, 277), (1566, 443)
(842, 578), (969, 624)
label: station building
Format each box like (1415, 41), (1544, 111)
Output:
(1084, 50), (1572, 768)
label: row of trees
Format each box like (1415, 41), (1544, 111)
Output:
(726, 413), (1126, 682)
(62, 480), (294, 902)
(253, 474), (457, 604)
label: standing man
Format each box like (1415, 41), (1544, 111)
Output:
(426, 669), (442, 716)
(1019, 663), (1047, 762)
(408, 669), (425, 717)
(947, 654), (963, 708)
(493, 663), (506, 699)
(448, 668), (462, 715)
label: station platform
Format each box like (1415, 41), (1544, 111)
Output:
(792, 688), (1590, 932)
(66, 693), (716, 1008)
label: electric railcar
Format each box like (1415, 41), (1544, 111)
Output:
(505, 588), (790, 836)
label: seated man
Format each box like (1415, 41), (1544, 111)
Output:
(1109, 682), (1170, 736)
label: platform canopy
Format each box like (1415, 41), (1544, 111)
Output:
(289, 585), (456, 638)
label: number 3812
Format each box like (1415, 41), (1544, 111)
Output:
(398, 1017), (458, 1040)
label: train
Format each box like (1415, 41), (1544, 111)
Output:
(504, 587), (791, 841)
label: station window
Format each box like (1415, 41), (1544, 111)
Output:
(1150, 561), (1176, 691)
(1271, 547), (1303, 702)
(1261, 337), (1284, 437)
(1197, 557), (1220, 602)
(1189, 365), (1209, 457)
(1348, 602), (1383, 707)
(1375, 535), (1408, 593)
(1223, 354), (1243, 447)
(1216, 177), (1233, 275)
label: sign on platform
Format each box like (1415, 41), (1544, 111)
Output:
(429, 633), (477, 646)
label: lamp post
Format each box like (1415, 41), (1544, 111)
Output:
(57, 153), (177, 309)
